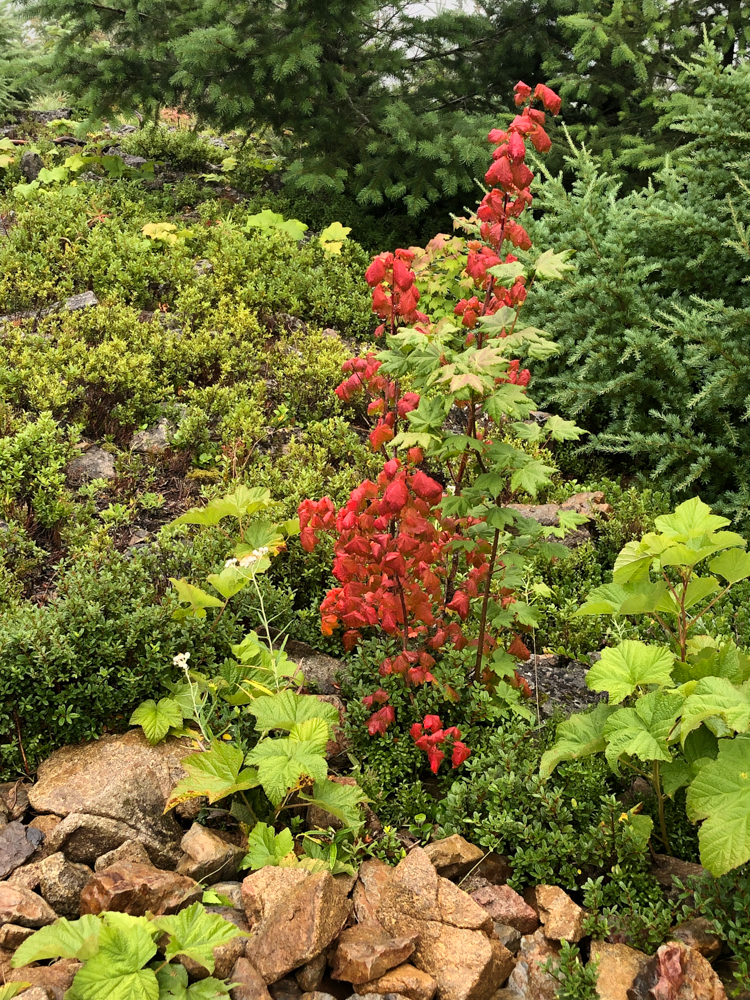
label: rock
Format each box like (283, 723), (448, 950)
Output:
(422, 836), (485, 881)
(295, 953), (327, 992)
(471, 853), (512, 886)
(127, 528), (151, 549)
(0, 782), (30, 821)
(533, 886), (585, 943)
(649, 855), (708, 901)
(194, 258), (214, 276)
(8, 958), (81, 1000)
(8, 862), (42, 891)
(561, 491), (612, 518)
(176, 823), (246, 884)
(65, 291), (98, 311)
(283, 640), (347, 695)
(353, 964), (437, 1000)
(37, 853), (92, 919)
(346, 994), (410, 1000)
(28, 816), (61, 839)
(245, 871), (353, 984)
(627, 940), (726, 1000)
(46, 813), (179, 870)
(331, 924), (418, 984)
(179, 906), (249, 981)
(671, 917), (722, 961)
(29, 731), (193, 867)
(504, 930), (560, 999)
(230, 957), (273, 1000)
(0, 923), (34, 948)
(131, 417), (173, 453)
(492, 924), (522, 955)
(0, 822), (44, 878)
(0, 884), (56, 927)
(589, 942), (649, 1000)
(353, 858), (392, 927)
(241, 866), (310, 928)
(470, 886), (538, 935)
(79, 861), (201, 916)
(377, 847), (515, 1000)
(16, 988), (49, 1000)
(94, 838), (152, 872)
(66, 446), (116, 481)
(301, 995), (337, 1000)
(211, 880), (244, 909)
(20, 152), (43, 181)
(269, 978), (303, 1000)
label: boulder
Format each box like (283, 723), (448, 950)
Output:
(353, 963), (438, 1000)
(533, 886), (585, 943)
(0, 923), (34, 948)
(0, 884), (56, 927)
(241, 866), (311, 928)
(422, 836), (484, 881)
(66, 446), (116, 481)
(245, 871), (353, 984)
(37, 852), (92, 919)
(29, 731), (193, 867)
(469, 886), (538, 935)
(295, 954), (327, 992)
(649, 855), (707, 901)
(353, 857), (392, 927)
(28, 816), (61, 839)
(0, 822), (44, 878)
(65, 291), (98, 311)
(8, 862), (42, 891)
(377, 847), (514, 1000)
(283, 640), (347, 696)
(671, 917), (722, 961)
(179, 906), (249, 981)
(269, 978), (303, 1000)
(131, 418), (173, 453)
(492, 924), (522, 955)
(230, 957), (273, 1000)
(504, 930), (560, 999)
(471, 853), (512, 886)
(19, 152), (43, 181)
(79, 861), (201, 916)
(177, 823), (246, 884)
(627, 940), (726, 1000)
(589, 942), (650, 1000)
(16, 988), (49, 1000)
(8, 958), (81, 1000)
(94, 838), (152, 872)
(331, 923), (418, 984)
(211, 881), (244, 910)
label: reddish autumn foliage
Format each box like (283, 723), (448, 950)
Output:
(411, 715), (472, 773)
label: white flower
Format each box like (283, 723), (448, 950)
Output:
(172, 651), (191, 671)
(224, 558), (238, 568)
(238, 546), (270, 568)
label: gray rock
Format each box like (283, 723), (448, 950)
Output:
(19, 152), (43, 181)
(131, 417), (172, 453)
(492, 923), (522, 955)
(66, 446), (116, 481)
(38, 853), (92, 919)
(24, 108), (73, 122)
(209, 881), (243, 909)
(114, 124), (138, 135)
(515, 655), (605, 718)
(269, 978), (302, 1000)
(94, 838), (152, 872)
(46, 813), (179, 869)
(194, 258), (214, 276)
(176, 823), (246, 885)
(65, 291), (98, 311)
(0, 822), (44, 879)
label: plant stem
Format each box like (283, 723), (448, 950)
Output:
(475, 527), (500, 683)
(652, 760), (670, 854)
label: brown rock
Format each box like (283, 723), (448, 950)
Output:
(422, 836), (484, 880)
(533, 886), (585, 943)
(671, 917), (722, 961)
(377, 847), (514, 1000)
(269, 977), (302, 1000)
(28, 815), (61, 839)
(627, 940), (726, 1000)
(8, 958), (81, 1000)
(230, 957), (273, 1000)
(353, 858), (392, 926)
(505, 930), (560, 999)
(177, 823), (246, 885)
(79, 861), (201, 916)
(178, 906), (249, 981)
(561, 490), (612, 517)
(37, 852), (92, 919)
(0, 884), (56, 927)
(299, 995), (337, 1000)
(28, 731), (193, 867)
(15, 988), (49, 1000)
(241, 866), (310, 929)
(471, 853), (512, 886)
(354, 963), (437, 1000)
(649, 855), (707, 901)
(0, 781), (30, 820)
(590, 941), (649, 1000)
(8, 862), (42, 891)
(295, 953), (327, 992)
(45, 812), (175, 869)
(331, 923), (418, 984)
(211, 880), (244, 909)
(0, 923), (34, 948)
(0, 822), (45, 879)
(94, 838), (153, 872)
(470, 886), (538, 935)
(245, 871), (352, 984)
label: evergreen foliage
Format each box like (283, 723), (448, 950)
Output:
(0, 0), (40, 112)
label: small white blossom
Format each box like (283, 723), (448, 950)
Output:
(224, 558), (238, 568)
(172, 651), (190, 671)
(239, 546), (270, 568)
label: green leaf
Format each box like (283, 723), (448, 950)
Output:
(575, 583), (634, 616)
(12, 915), (102, 966)
(169, 579), (223, 619)
(172, 487), (271, 526)
(601, 690), (683, 771)
(245, 737), (328, 806)
(486, 261), (525, 283)
(289, 718), (330, 751)
(300, 779), (367, 828)
(680, 677), (750, 743)
(612, 540), (655, 584)
(241, 822), (295, 869)
(165, 741), (259, 810)
(543, 415), (586, 442)
(38, 165), (69, 184)
(69, 915), (158, 1000)
(686, 735), (750, 875)
(653, 497), (731, 540)
(510, 460), (555, 497)
(186, 980), (234, 1000)
(0, 986), (32, 1000)
(248, 691), (339, 734)
(532, 248), (575, 280)
(710, 548), (750, 584)
(129, 699), (183, 745)
(206, 565), (249, 600)
(539, 703), (616, 778)
(679, 575), (720, 610)
(151, 903), (246, 974)
(155, 964), (189, 1000)
(661, 758), (693, 797)
(586, 641), (674, 704)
